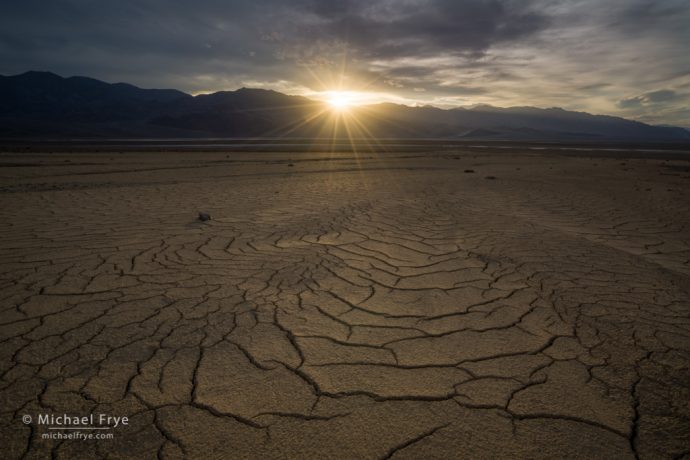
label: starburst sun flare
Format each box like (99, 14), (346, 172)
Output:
(327, 91), (354, 110)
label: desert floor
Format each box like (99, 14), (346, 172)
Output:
(0, 145), (689, 459)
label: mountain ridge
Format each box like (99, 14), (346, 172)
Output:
(1, 71), (688, 141)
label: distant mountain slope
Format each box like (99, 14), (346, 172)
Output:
(1, 71), (689, 141)
(0, 71), (189, 119)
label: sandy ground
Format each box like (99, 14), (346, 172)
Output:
(0, 147), (689, 459)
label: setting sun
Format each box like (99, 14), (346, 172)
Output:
(327, 91), (352, 110)
(313, 89), (391, 109)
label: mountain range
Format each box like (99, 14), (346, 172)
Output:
(1, 71), (689, 141)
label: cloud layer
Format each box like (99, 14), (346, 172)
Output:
(1, 0), (689, 126)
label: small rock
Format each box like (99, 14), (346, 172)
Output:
(198, 212), (211, 222)
(485, 176), (497, 180)
(464, 169), (475, 173)
(288, 163), (294, 167)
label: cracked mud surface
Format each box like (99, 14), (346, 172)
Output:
(1, 149), (689, 459)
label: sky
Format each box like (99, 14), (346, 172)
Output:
(1, 0), (689, 127)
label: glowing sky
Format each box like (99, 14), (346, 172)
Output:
(2, 0), (689, 126)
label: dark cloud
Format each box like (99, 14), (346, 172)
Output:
(286, 0), (549, 58)
(618, 89), (680, 108)
(0, 1), (547, 85)
(613, 0), (690, 33)
(576, 83), (612, 91)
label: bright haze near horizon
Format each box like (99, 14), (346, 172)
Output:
(1, 0), (689, 128)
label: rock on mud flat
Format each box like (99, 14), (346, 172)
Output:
(198, 212), (211, 221)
